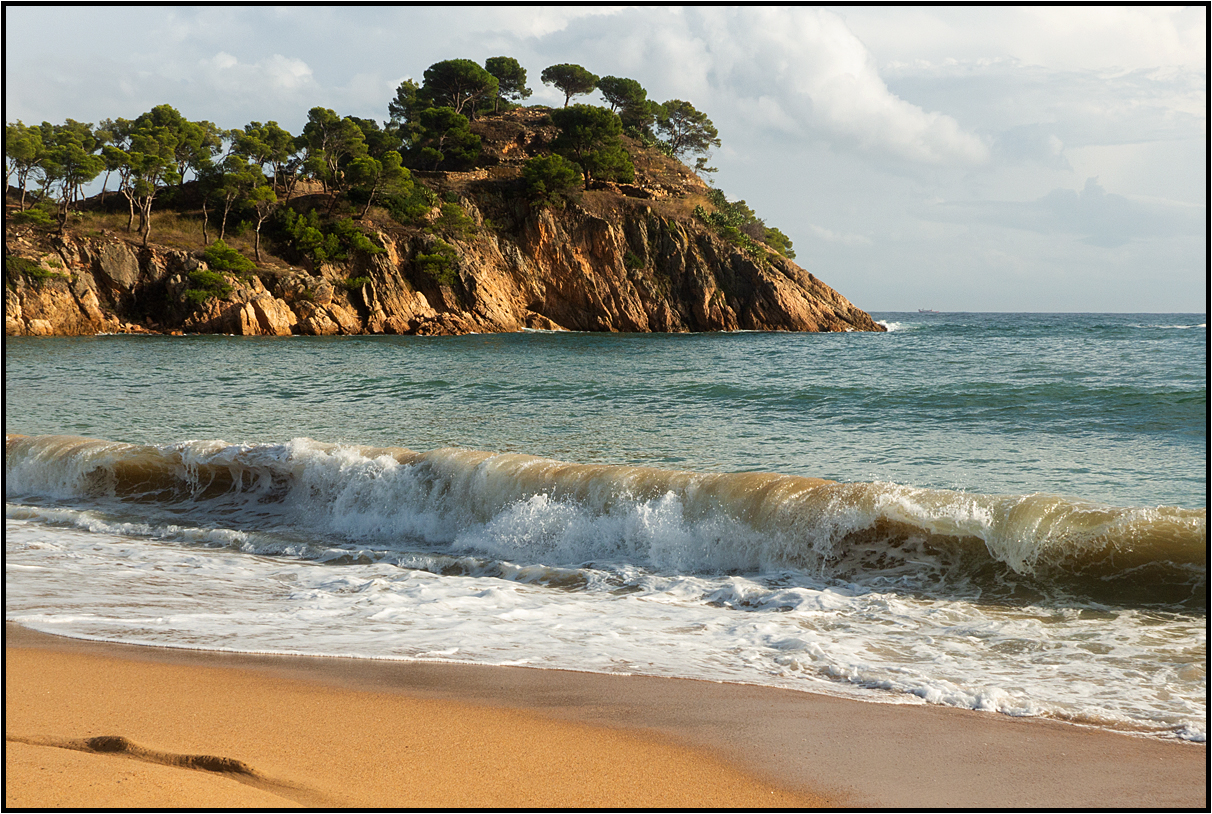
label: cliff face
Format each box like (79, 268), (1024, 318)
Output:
(5, 204), (883, 337)
(6, 109), (884, 337)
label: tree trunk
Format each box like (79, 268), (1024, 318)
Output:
(254, 226), (262, 262)
(360, 180), (379, 219)
(201, 198), (210, 245)
(140, 201), (153, 246)
(220, 198), (233, 241)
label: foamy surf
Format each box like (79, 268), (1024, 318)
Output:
(6, 432), (1207, 742)
(6, 434), (1205, 608)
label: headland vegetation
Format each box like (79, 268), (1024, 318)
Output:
(6, 57), (884, 337)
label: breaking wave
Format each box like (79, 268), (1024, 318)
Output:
(6, 434), (1206, 609)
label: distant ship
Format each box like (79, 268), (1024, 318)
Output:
(918, 309), (940, 313)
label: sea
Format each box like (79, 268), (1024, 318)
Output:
(4, 312), (1206, 742)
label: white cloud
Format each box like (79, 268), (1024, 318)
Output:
(534, 8), (990, 165)
(695, 8), (990, 164)
(806, 223), (873, 247)
(199, 52), (316, 95)
(841, 6), (1206, 74)
(928, 177), (1207, 248)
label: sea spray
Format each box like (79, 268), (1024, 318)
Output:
(7, 434), (1205, 608)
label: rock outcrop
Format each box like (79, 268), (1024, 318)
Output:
(6, 108), (884, 337)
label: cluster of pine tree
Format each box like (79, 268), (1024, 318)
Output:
(7, 56), (791, 266)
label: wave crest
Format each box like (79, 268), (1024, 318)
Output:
(7, 434), (1206, 607)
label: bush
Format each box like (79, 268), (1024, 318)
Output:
(274, 209), (383, 266)
(415, 239), (459, 286)
(522, 154), (582, 207)
(695, 188), (793, 260)
(344, 275), (372, 291)
(623, 250), (644, 270)
(9, 205), (55, 226)
(200, 239), (256, 275)
(330, 217), (384, 255)
(763, 226), (795, 259)
(6, 255), (66, 288)
(434, 201), (476, 236)
(183, 269), (233, 306)
(380, 184), (436, 225)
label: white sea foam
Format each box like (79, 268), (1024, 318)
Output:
(5, 434), (1207, 741)
(5, 507), (1206, 742)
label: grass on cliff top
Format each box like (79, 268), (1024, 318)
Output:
(66, 209), (290, 268)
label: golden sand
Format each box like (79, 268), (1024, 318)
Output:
(5, 623), (1206, 808)
(4, 627), (821, 808)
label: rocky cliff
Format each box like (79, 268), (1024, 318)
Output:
(6, 109), (884, 337)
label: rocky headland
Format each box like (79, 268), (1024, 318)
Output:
(6, 108), (884, 337)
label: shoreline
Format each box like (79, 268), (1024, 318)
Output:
(5, 623), (1206, 808)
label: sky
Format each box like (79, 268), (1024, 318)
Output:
(5, 5), (1206, 312)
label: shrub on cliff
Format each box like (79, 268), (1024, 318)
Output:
(200, 239), (256, 276)
(183, 268), (233, 306)
(379, 184), (437, 225)
(8, 203), (56, 227)
(415, 239), (459, 286)
(434, 201), (476, 236)
(522, 154), (582, 207)
(550, 105), (635, 188)
(274, 210), (383, 266)
(6, 255), (66, 288)
(696, 188), (795, 260)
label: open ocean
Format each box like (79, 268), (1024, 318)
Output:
(5, 312), (1206, 741)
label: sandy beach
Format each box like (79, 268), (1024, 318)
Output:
(4, 623), (1205, 809)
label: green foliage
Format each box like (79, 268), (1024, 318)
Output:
(405, 107), (481, 170)
(275, 209), (382, 266)
(415, 239), (459, 286)
(694, 203), (763, 257)
(278, 208), (338, 264)
(541, 64), (599, 107)
(183, 268), (233, 305)
(550, 105), (634, 187)
(484, 56), (532, 113)
(298, 107), (368, 193)
(422, 59), (499, 118)
(233, 121), (296, 186)
(200, 239), (256, 275)
(6, 255), (66, 287)
(347, 117), (403, 158)
(347, 150), (411, 217)
(763, 226), (795, 259)
(380, 183), (436, 225)
(9, 204), (56, 226)
(435, 201), (476, 236)
(330, 217), (384, 255)
(388, 79), (424, 126)
(694, 188), (793, 260)
(623, 250), (645, 271)
(522, 153), (582, 206)
(6, 121), (44, 205)
(654, 99), (721, 163)
(344, 275), (372, 291)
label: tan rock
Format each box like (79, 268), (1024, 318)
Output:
(325, 304), (362, 335)
(27, 318), (54, 336)
(97, 243), (141, 288)
(246, 294), (296, 337)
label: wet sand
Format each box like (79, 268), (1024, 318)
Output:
(5, 623), (1206, 808)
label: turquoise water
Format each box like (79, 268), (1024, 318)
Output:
(5, 312), (1207, 740)
(5, 313), (1206, 506)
